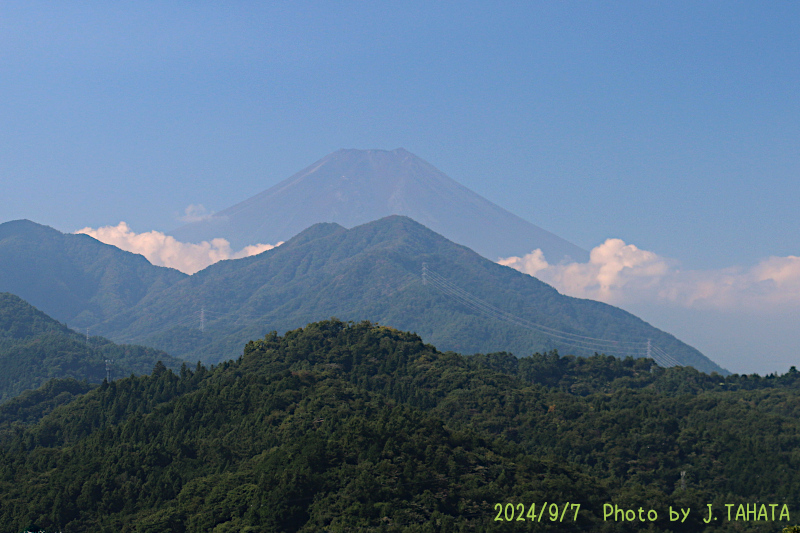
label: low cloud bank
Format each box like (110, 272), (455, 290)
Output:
(76, 222), (281, 275)
(500, 239), (800, 312)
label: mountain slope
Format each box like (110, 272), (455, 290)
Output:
(99, 216), (724, 373)
(0, 219), (187, 328)
(0, 319), (795, 531)
(169, 148), (588, 262)
(0, 292), (184, 402)
(0, 321), (615, 531)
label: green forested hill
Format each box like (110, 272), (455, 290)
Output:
(0, 220), (186, 327)
(0, 217), (722, 372)
(0, 293), (185, 402)
(89, 216), (723, 373)
(0, 320), (796, 532)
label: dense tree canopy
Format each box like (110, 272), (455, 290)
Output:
(0, 319), (795, 531)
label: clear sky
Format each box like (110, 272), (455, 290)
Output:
(2, 2), (798, 374)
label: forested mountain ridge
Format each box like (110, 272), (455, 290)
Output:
(0, 216), (723, 372)
(0, 219), (187, 327)
(0, 293), (184, 402)
(94, 216), (725, 373)
(0, 288), (74, 340)
(0, 319), (795, 531)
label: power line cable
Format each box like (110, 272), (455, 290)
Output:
(423, 264), (680, 365)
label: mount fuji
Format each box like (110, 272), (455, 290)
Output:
(169, 148), (588, 263)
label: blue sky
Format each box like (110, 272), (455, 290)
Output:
(2, 2), (798, 373)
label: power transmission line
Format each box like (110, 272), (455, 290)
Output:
(79, 261), (679, 368)
(422, 264), (679, 367)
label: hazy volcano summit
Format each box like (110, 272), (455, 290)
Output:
(170, 148), (588, 263)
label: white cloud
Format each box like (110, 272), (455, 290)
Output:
(76, 222), (282, 275)
(177, 204), (216, 223)
(500, 239), (800, 312)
